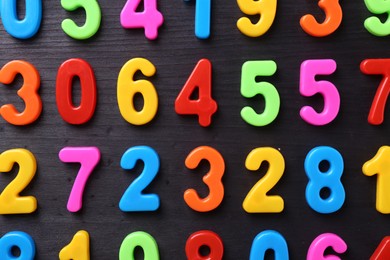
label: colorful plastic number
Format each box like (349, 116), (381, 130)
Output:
(119, 231), (159, 260)
(237, 0), (277, 37)
(307, 233), (347, 260)
(117, 58), (158, 125)
(305, 146), (345, 214)
(241, 60), (280, 126)
(175, 59), (217, 127)
(363, 146), (390, 214)
(250, 230), (289, 260)
(243, 147), (285, 213)
(371, 237), (390, 260)
(0, 60), (42, 125)
(185, 230), (223, 260)
(364, 0), (390, 36)
(119, 146), (160, 212)
(0, 231), (35, 260)
(360, 59), (390, 125)
(59, 147), (101, 212)
(0, 149), (37, 214)
(120, 0), (163, 40)
(184, 0), (211, 39)
(300, 59), (340, 126)
(1, 0), (42, 39)
(300, 0), (342, 37)
(56, 58), (97, 125)
(184, 146), (224, 212)
(61, 0), (102, 40)
(59, 230), (90, 260)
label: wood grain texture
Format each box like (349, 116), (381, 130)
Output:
(0, 0), (387, 259)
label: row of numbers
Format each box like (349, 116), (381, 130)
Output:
(0, 145), (388, 215)
(2, 58), (390, 127)
(1, 0), (389, 39)
(2, 229), (389, 259)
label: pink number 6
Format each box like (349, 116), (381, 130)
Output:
(307, 233), (347, 260)
(300, 59), (340, 126)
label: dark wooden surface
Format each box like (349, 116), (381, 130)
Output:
(0, 0), (389, 259)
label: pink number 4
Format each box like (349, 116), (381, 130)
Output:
(59, 147), (101, 212)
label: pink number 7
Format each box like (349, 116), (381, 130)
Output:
(59, 147), (101, 212)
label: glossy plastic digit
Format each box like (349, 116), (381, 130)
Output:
(237, 0), (277, 37)
(117, 58), (158, 125)
(184, 0), (211, 39)
(185, 230), (223, 260)
(0, 231), (35, 260)
(307, 233), (347, 260)
(59, 230), (90, 260)
(184, 146), (224, 212)
(175, 59), (217, 127)
(61, 0), (102, 40)
(300, 59), (340, 126)
(119, 146), (160, 212)
(305, 146), (345, 214)
(0, 149), (37, 214)
(59, 147), (101, 212)
(119, 231), (159, 260)
(360, 59), (390, 125)
(120, 0), (163, 40)
(243, 147), (285, 213)
(363, 146), (390, 213)
(1, 0), (42, 39)
(371, 237), (390, 260)
(56, 58), (97, 125)
(364, 0), (390, 36)
(300, 0), (342, 37)
(249, 230), (289, 260)
(241, 60), (280, 126)
(0, 60), (42, 125)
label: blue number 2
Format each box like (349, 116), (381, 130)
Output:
(1, 0), (42, 39)
(119, 146), (160, 212)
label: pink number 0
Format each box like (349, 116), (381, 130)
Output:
(300, 59), (340, 126)
(59, 147), (101, 212)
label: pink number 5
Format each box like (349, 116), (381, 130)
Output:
(300, 59), (340, 126)
(59, 147), (101, 212)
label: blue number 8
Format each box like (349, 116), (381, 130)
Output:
(305, 146), (345, 214)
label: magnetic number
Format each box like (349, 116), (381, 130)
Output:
(371, 237), (390, 260)
(61, 0), (102, 40)
(119, 146), (160, 212)
(300, 0), (342, 37)
(237, 0), (277, 37)
(117, 58), (158, 125)
(119, 231), (159, 260)
(59, 147), (101, 212)
(56, 59), (97, 125)
(307, 233), (347, 260)
(59, 230), (90, 260)
(364, 0), (390, 36)
(120, 0), (164, 40)
(0, 231), (35, 260)
(363, 146), (390, 214)
(0, 60), (42, 125)
(241, 60), (280, 126)
(360, 59), (390, 125)
(1, 0), (42, 39)
(305, 146), (345, 214)
(184, 0), (211, 39)
(185, 230), (224, 260)
(243, 147), (285, 213)
(300, 59), (340, 126)
(184, 146), (224, 212)
(0, 149), (37, 214)
(175, 59), (217, 127)
(250, 230), (289, 260)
